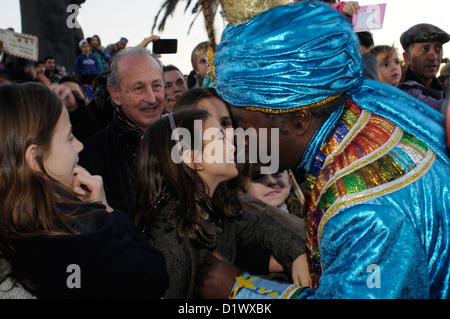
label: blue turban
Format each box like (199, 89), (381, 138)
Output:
(214, 1), (362, 112)
(214, 0), (449, 163)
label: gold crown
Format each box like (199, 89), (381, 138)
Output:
(219, 0), (290, 25)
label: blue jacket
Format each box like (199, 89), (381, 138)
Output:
(75, 53), (99, 76)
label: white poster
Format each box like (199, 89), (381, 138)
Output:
(0, 28), (39, 61)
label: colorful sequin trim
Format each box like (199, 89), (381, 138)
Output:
(304, 99), (433, 288)
(280, 285), (307, 299)
(243, 93), (344, 114)
(318, 149), (435, 240)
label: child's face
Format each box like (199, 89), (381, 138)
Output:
(81, 42), (90, 54)
(194, 50), (208, 78)
(194, 116), (238, 191)
(245, 169), (291, 208)
(377, 51), (402, 86)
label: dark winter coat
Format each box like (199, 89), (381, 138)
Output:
(144, 199), (306, 299)
(78, 109), (142, 215)
(4, 203), (169, 299)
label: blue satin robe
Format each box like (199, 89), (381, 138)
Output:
(212, 1), (450, 299)
(232, 129), (450, 299)
(231, 87), (450, 299)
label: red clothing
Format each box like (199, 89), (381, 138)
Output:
(332, 2), (352, 21)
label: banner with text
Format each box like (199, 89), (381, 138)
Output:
(0, 29), (38, 61)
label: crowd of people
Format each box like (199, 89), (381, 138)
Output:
(0, 0), (449, 300)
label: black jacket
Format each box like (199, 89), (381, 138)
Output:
(398, 68), (449, 112)
(69, 93), (101, 142)
(234, 193), (306, 277)
(78, 110), (142, 215)
(145, 199), (306, 299)
(8, 203), (169, 299)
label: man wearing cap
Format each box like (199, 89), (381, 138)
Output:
(75, 39), (99, 86)
(398, 23), (450, 113)
(195, 0), (450, 299)
(106, 37), (129, 58)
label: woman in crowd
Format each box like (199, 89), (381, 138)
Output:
(173, 87), (309, 282)
(242, 165), (304, 218)
(134, 109), (310, 298)
(0, 82), (168, 299)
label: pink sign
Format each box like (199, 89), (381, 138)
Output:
(352, 4), (387, 32)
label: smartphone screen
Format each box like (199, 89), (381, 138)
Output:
(153, 39), (178, 54)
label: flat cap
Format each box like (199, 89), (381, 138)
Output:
(400, 23), (450, 51)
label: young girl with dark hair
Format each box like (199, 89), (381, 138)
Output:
(134, 109), (310, 298)
(172, 87), (309, 282)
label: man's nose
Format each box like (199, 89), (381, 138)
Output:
(427, 49), (439, 60)
(144, 88), (156, 103)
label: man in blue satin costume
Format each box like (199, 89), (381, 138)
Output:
(195, 0), (450, 299)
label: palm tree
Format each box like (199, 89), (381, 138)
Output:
(152, 0), (202, 33)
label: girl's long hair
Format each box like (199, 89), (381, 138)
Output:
(0, 83), (82, 289)
(135, 109), (241, 247)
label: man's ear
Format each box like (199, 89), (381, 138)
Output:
(107, 85), (121, 106)
(24, 144), (41, 172)
(181, 149), (205, 171)
(403, 51), (411, 67)
(293, 109), (312, 136)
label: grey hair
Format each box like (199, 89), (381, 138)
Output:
(107, 46), (164, 90)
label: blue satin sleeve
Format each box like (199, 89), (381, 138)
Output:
(316, 203), (429, 298)
(231, 158), (450, 299)
(231, 203), (429, 299)
(316, 158), (450, 299)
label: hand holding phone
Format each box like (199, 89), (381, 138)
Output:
(153, 39), (178, 54)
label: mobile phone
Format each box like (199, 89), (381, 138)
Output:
(152, 39), (178, 54)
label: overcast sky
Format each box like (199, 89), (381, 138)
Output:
(1, 0), (449, 75)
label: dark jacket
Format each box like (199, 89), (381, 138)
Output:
(88, 70), (116, 130)
(145, 200), (306, 299)
(5, 203), (169, 299)
(78, 109), (142, 215)
(234, 193), (306, 277)
(361, 52), (378, 81)
(68, 93), (101, 142)
(398, 68), (448, 112)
